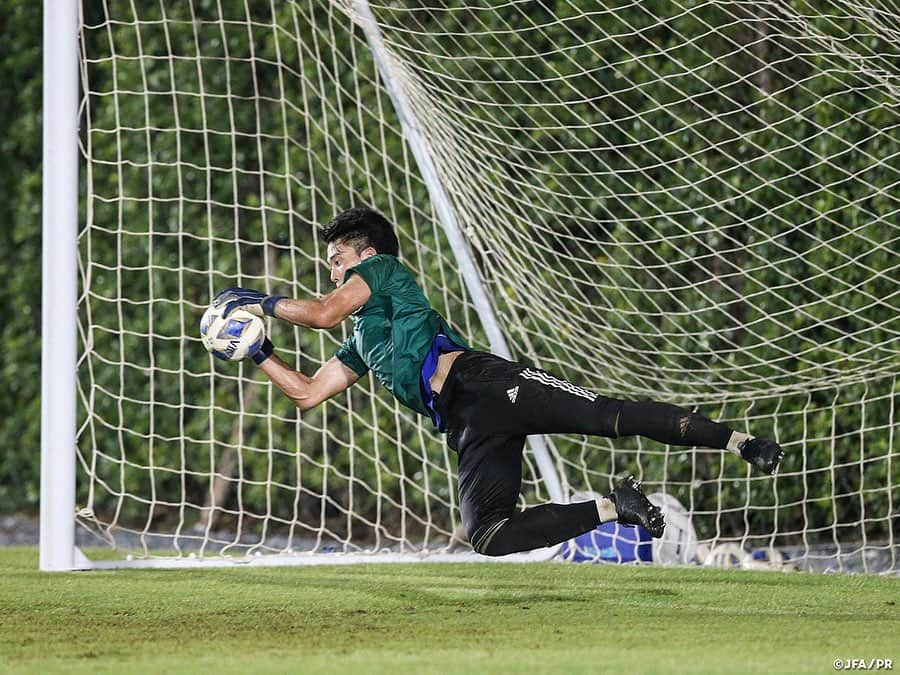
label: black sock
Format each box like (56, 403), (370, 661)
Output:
(617, 400), (732, 449)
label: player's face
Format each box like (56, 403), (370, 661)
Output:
(326, 241), (375, 286)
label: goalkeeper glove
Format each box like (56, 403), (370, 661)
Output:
(250, 337), (275, 365)
(213, 287), (285, 318)
(738, 437), (784, 475)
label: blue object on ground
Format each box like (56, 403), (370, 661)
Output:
(560, 521), (652, 563)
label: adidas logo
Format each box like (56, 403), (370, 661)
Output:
(506, 386), (519, 404)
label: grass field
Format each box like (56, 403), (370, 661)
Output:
(0, 547), (896, 674)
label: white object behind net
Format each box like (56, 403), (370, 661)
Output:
(77, 0), (898, 572)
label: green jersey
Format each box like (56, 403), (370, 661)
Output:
(334, 254), (469, 415)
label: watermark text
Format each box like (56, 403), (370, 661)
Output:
(834, 659), (893, 671)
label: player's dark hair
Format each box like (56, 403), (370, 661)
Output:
(322, 207), (400, 257)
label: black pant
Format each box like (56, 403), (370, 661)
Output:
(433, 351), (732, 556)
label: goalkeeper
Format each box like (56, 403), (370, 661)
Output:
(214, 207), (783, 556)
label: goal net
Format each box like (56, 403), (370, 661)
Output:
(72, 0), (898, 571)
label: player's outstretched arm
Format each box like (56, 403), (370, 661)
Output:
(274, 275), (371, 329)
(257, 353), (361, 411)
(215, 275), (371, 329)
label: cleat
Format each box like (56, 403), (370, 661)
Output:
(738, 437), (784, 475)
(608, 475), (665, 538)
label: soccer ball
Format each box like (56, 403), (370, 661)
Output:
(744, 547), (797, 572)
(702, 543), (749, 569)
(199, 305), (266, 361)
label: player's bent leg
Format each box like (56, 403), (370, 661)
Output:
(469, 501), (602, 556)
(455, 431), (606, 556)
(468, 477), (665, 556)
(456, 432), (528, 554)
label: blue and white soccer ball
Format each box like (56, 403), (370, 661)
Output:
(200, 304), (266, 361)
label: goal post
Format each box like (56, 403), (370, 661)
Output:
(43, 0), (899, 573)
(40, 0), (79, 572)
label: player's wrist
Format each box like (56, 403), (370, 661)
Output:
(251, 337), (275, 365)
(261, 295), (285, 317)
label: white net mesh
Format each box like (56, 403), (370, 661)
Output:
(77, 0), (898, 571)
(76, 0), (518, 558)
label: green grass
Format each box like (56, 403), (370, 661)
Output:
(0, 548), (896, 674)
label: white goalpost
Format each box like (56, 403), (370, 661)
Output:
(43, 0), (898, 572)
(41, 0), (80, 571)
